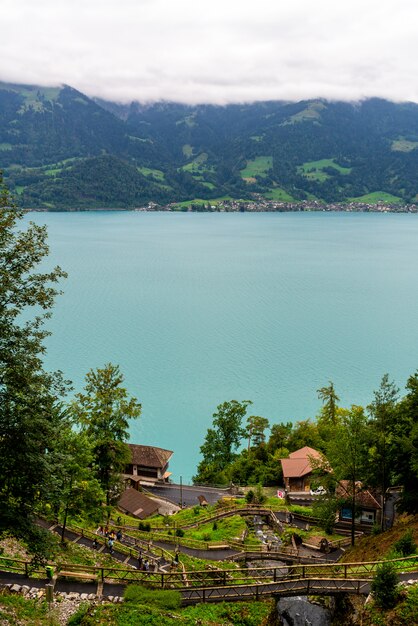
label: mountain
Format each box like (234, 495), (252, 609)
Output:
(1, 82), (418, 208)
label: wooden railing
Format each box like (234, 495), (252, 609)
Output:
(2, 553), (418, 589)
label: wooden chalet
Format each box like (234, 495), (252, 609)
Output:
(124, 443), (173, 487)
(336, 480), (382, 525)
(280, 446), (326, 493)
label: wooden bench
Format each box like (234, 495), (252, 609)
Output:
(58, 570), (98, 581)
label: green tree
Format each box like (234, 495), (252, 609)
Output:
(246, 415), (270, 450)
(267, 422), (293, 454)
(193, 400), (251, 484)
(367, 374), (399, 528)
(326, 405), (370, 546)
(70, 363), (141, 507)
(371, 561), (399, 609)
(393, 371), (418, 513)
(0, 174), (67, 538)
(317, 381), (339, 426)
(49, 425), (104, 542)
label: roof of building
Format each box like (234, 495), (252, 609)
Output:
(281, 446), (325, 478)
(336, 480), (381, 510)
(118, 487), (159, 519)
(128, 444), (173, 468)
(289, 446), (323, 460)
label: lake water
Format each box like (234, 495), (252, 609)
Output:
(26, 211), (418, 482)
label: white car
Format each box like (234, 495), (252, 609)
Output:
(310, 486), (327, 496)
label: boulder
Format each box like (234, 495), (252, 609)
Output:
(277, 596), (332, 626)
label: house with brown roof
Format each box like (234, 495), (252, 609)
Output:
(336, 480), (382, 525)
(124, 444), (173, 487)
(280, 446), (326, 493)
(118, 487), (159, 519)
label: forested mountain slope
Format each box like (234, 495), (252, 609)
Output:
(1, 81), (417, 208)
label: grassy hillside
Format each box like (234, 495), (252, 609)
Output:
(1, 82), (418, 207)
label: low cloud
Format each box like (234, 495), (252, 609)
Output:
(1, 0), (417, 104)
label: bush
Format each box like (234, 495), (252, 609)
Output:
(175, 528), (184, 537)
(312, 497), (339, 535)
(138, 521), (151, 532)
(124, 584), (181, 609)
(246, 490), (255, 504)
(371, 561), (399, 609)
(203, 532), (211, 541)
(394, 529), (417, 557)
(213, 521), (218, 531)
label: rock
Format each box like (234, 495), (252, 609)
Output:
(80, 593), (89, 600)
(21, 585), (30, 595)
(67, 592), (79, 600)
(10, 584), (21, 593)
(277, 596), (332, 626)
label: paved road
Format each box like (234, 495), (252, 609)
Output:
(146, 483), (231, 507)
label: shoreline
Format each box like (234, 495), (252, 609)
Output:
(24, 196), (418, 214)
(26, 203), (418, 214)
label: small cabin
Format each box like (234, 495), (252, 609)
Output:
(336, 480), (382, 525)
(124, 443), (173, 487)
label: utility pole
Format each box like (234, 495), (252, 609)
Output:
(180, 476), (183, 509)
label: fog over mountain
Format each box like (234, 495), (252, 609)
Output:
(1, 0), (418, 105)
(1, 82), (417, 208)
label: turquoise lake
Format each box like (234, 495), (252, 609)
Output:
(26, 211), (418, 482)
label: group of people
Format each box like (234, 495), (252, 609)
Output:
(137, 552), (152, 571)
(94, 524), (123, 553)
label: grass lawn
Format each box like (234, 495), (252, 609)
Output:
(182, 144), (194, 158)
(67, 591), (272, 625)
(298, 158), (351, 181)
(391, 138), (418, 152)
(349, 191), (402, 204)
(240, 156), (273, 179)
(137, 167), (165, 180)
(181, 153), (208, 173)
(264, 187), (295, 201)
(186, 515), (246, 543)
(172, 196), (234, 209)
(0, 592), (49, 625)
(286, 102), (326, 124)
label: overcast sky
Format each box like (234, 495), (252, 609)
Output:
(1, 0), (418, 105)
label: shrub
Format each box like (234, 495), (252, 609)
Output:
(394, 529), (417, 557)
(213, 521), (218, 531)
(312, 496), (339, 535)
(124, 584), (181, 609)
(138, 521), (151, 532)
(245, 490), (255, 504)
(371, 561), (399, 609)
(175, 528), (184, 537)
(203, 532), (211, 541)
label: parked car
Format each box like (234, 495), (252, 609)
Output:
(310, 486), (327, 496)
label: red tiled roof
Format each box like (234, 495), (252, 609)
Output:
(336, 480), (381, 510)
(128, 444), (173, 469)
(289, 446), (323, 461)
(281, 446), (325, 478)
